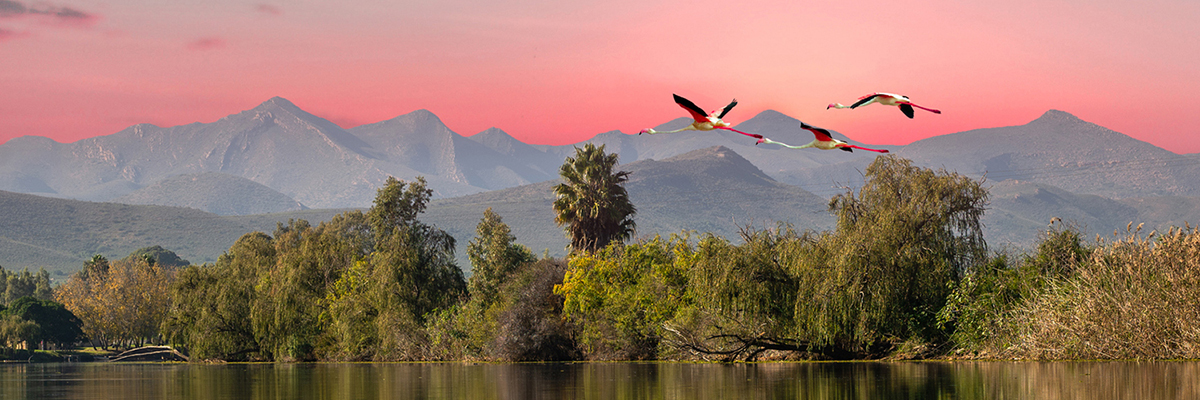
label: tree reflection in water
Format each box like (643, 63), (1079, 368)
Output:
(0, 361), (1194, 399)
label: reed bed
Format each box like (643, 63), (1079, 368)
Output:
(999, 225), (1200, 359)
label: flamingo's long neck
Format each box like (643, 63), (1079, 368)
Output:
(766, 138), (815, 149)
(644, 126), (696, 135)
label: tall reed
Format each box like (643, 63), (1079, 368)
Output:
(1000, 225), (1200, 359)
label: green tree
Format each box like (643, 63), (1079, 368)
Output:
(77, 255), (111, 283)
(5, 297), (85, 349)
(253, 218), (366, 361)
(1, 267), (53, 305)
(552, 143), (637, 253)
(127, 245), (191, 268)
(163, 232), (275, 360)
(0, 314), (38, 350)
(796, 155), (988, 352)
(441, 208), (538, 358)
(558, 235), (689, 360)
(467, 208), (536, 306)
(321, 176), (466, 360)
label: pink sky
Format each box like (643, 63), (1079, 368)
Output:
(2, 0), (1198, 153)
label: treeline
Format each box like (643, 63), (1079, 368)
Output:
(0, 267), (82, 353)
(27, 148), (1200, 361)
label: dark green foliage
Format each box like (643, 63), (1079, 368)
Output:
(126, 245), (191, 267)
(553, 143), (637, 253)
(1026, 220), (1091, 278)
(433, 208), (539, 359)
(3, 297), (85, 348)
(79, 255), (109, 282)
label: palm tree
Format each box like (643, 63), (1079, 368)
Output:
(552, 144), (636, 253)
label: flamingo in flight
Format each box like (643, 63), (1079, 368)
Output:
(639, 94), (763, 140)
(827, 92), (941, 119)
(756, 122), (889, 153)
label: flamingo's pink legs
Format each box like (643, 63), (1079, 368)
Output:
(718, 127), (764, 140)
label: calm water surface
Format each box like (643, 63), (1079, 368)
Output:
(1, 361), (1195, 399)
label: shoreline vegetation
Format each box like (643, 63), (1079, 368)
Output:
(5, 151), (1200, 362)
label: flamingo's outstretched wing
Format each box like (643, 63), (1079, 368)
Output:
(850, 93), (881, 109)
(717, 99), (737, 119)
(899, 104), (915, 119)
(673, 94), (709, 123)
(799, 122), (835, 142)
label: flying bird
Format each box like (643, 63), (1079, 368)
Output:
(827, 92), (941, 119)
(639, 94), (763, 140)
(756, 122), (889, 153)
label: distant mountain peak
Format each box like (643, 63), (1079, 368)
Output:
(744, 109), (796, 123)
(475, 127), (509, 138)
(1031, 109), (1084, 124)
(359, 108), (448, 131)
(667, 145), (745, 163)
(255, 96), (300, 110)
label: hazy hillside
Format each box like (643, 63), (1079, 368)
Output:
(113, 172), (305, 215)
(0, 190), (246, 274)
(983, 180), (1141, 245)
(895, 110), (1200, 198)
(0, 189), (350, 275)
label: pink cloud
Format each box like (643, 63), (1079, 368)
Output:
(0, 27), (29, 41)
(255, 4), (282, 16)
(186, 37), (226, 51)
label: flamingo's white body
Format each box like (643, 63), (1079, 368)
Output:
(639, 94), (764, 140)
(827, 92), (941, 119)
(757, 122), (889, 153)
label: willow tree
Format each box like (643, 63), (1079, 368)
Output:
(795, 155), (989, 352)
(552, 144), (637, 253)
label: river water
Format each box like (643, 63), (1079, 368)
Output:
(1, 361), (1195, 399)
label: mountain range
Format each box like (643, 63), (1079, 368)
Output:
(3, 97), (1200, 273)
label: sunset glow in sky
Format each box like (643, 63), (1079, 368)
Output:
(3, 0), (1199, 152)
